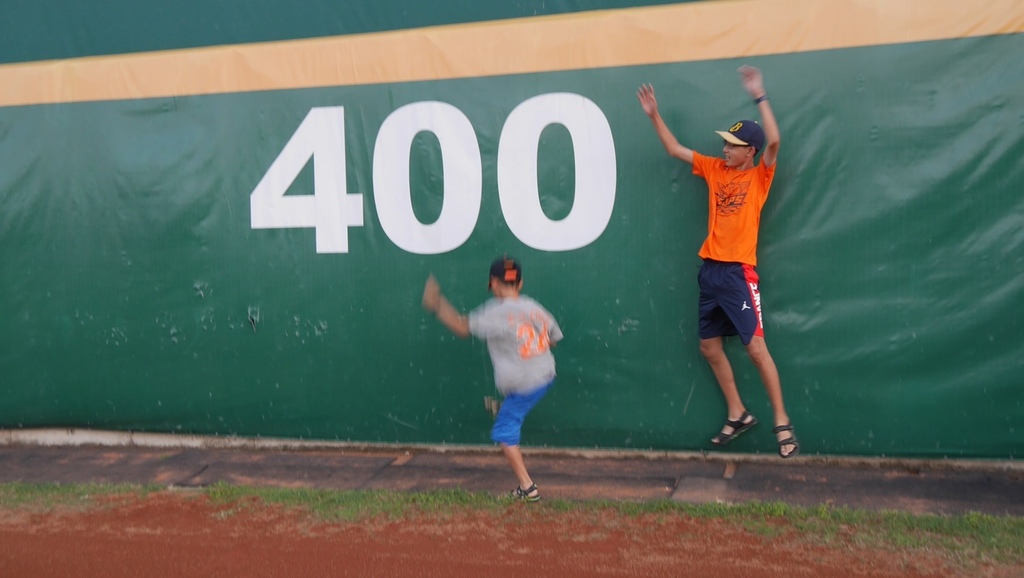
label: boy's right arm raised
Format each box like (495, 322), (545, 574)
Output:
(637, 84), (694, 165)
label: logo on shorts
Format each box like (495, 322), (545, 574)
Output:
(741, 301), (751, 311)
(748, 282), (763, 329)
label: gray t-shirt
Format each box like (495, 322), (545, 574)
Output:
(468, 295), (563, 395)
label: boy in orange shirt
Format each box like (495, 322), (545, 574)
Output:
(637, 66), (798, 458)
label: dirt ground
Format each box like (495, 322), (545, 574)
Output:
(0, 491), (1017, 578)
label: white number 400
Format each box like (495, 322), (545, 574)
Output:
(250, 93), (617, 255)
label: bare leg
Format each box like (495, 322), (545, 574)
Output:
(745, 336), (797, 457)
(700, 337), (747, 421)
(500, 443), (538, 495)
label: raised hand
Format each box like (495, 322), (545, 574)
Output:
(422, 274), (441, 313)
(739, 65), (766, 99)
(636, 83), (659, 117)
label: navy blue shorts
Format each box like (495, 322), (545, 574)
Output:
(698, 260), (764, 345)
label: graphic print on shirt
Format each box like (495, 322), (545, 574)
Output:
(508, 311), (552, 359)
(715, 180), (750, 216)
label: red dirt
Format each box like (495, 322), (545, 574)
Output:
(0, 492), (1014, 578)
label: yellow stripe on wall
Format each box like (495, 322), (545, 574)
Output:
(2, 0), (1022, 107)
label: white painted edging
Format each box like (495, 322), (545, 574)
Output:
(0, 428), (1019, 474)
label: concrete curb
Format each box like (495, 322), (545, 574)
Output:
(1, 428), (1019, 474)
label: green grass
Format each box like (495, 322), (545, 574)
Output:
(204, 484), (504, 521)
(200, 484), (1024, 564)
(0, 481), (160, 510)
(3, 482), (1022, 567)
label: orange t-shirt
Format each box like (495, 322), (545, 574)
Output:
(692, 152), (776, 266)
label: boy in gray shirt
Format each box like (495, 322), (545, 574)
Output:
(422, 256), (563, 502)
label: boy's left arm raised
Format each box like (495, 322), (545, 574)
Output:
(422, 275), (471, 338)
(739, 65), (780, 167)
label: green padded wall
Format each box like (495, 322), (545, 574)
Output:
(1, 1), (1021, 458)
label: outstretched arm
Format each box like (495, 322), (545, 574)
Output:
(422, 274), (470, 338)
(739, 66), (780, 167)
(637, 83), (694, 164)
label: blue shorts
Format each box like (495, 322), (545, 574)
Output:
(491, 381), (552, 446)
(698, 260), (764, 345)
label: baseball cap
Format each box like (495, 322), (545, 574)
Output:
(488, 256), (522, 287)
(715, 120), (765, 152)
